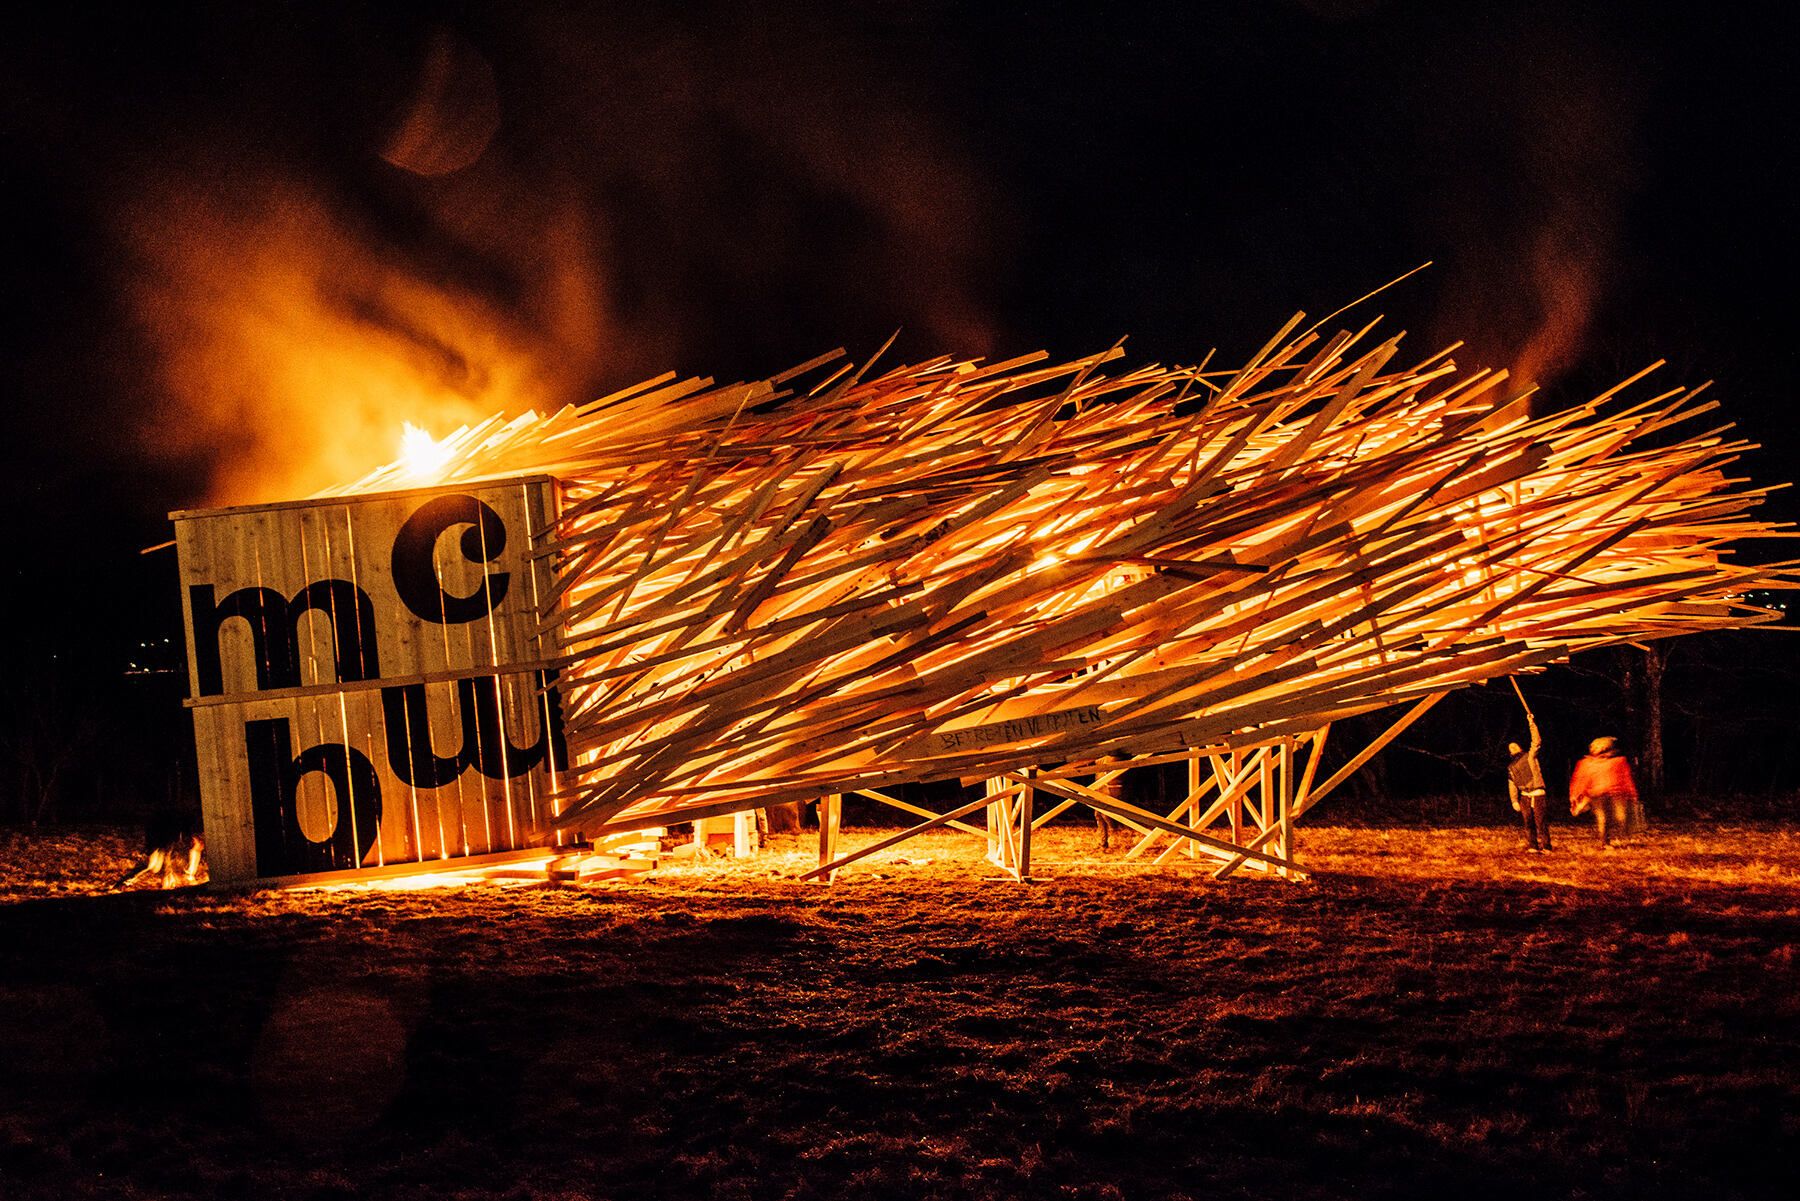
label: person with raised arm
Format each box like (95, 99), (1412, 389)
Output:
(1506, 682), (1551, 853)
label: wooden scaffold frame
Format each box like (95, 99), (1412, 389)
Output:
(801, 690), (1445, 882)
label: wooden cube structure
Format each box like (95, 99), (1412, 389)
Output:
(173, 476), (566, 884)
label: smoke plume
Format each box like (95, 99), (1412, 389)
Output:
(1424, 11), (1641, 401)
(79, 7), (996, 504)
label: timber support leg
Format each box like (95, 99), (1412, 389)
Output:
(1015, 771), (1035, 881)
(1187, 749), (1202, 859)
(984, 777), (1005, 863)
(816, 793), (842, 882)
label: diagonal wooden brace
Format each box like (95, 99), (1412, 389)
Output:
(1211, 691), (1445, 880)
(798, 793), (994, 881)
(1012, 774), (1301, 874)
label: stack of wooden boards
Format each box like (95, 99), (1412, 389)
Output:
(406, 830), (664, 888)
(332, 316), (1795, 836)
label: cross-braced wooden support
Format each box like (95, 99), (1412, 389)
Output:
(797, 691), (1445, 882)
(984, 772), (1037, 880)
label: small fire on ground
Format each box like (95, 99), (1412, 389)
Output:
(120, 832), (208, 890)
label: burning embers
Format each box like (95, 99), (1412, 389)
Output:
(119, 814), (208, 890)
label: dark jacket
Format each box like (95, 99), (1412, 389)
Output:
(1507, 721), (1545, 799)
(1508, 751), (1545, 793)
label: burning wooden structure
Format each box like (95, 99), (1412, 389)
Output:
(179, 317), (1791, 884)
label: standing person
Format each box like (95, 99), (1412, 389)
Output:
(1569, 736), (1639, 850)
(1506, 708), (1551, 852)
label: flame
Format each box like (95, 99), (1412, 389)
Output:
(114, 171), (613, 504)
(120, 835), (208, 890)
(400, 422), (454, 483)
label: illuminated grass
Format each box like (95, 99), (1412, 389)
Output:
(1, 822), (1796, 1199)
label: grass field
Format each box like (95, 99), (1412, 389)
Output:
(1, 820), (1797, 1200)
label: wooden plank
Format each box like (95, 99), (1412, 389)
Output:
(852, 787), (989, 838)
(816, 794), (842, 882)
(1293, 691), (1448, 817)
(1020, 775), (1301, 873)
(234, 846), (557, 892)
(1279, 737), (1295, 879)
(1017, 773), (1035, 879)
(1213, 693), (1446, 880)
(800, 793), (994, 881)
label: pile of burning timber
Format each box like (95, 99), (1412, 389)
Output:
(339, 317), (1794, 835)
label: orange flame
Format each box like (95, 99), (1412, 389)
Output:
(400, 422), (454, 483)
(116, 171), (615, 505)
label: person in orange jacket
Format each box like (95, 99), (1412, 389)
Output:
(1569, 736), (1639, 849)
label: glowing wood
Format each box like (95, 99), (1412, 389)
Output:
(323, 320), (1792, 864)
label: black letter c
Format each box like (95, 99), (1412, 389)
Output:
(390, 494), (512, 624)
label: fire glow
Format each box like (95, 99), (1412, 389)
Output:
(400, 422), (454, 483)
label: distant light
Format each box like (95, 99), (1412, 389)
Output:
(401, 422), (453, 482)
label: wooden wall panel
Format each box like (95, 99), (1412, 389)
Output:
(174, 477), (564, 884)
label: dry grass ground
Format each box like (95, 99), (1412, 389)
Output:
(2, 820), (1797, 1200)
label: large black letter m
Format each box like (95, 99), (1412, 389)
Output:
(189, 580), (381, 697)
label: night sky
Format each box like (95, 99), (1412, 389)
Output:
(3, 1), (1797, 803)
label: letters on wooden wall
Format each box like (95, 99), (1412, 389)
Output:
(174, 477), (566, 883)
